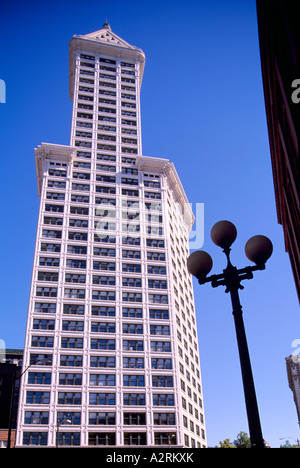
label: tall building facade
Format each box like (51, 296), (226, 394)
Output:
(256, 0), (299, 302)
(16, 23), (206, 448)
(285, 355), (300, 428)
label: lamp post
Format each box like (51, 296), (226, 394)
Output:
(187, 220), (273, 449)
(7, 357), (52, 448)
(56, 416), (72, 448)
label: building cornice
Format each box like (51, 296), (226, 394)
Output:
(35, 142), (76, 197)
(136, 155), (195, 231)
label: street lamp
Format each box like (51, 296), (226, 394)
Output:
(187, 220), (273, 449)
(56, 416), (72, 448)
(7, 357), (52, 448)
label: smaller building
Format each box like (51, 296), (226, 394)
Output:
(0, 350), (23, 448)
(285, 355), (300, 428)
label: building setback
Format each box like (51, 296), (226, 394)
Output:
(16, 23), (206, 448)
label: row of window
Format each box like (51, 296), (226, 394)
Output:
(24, 411), (175, 426)
(32, 320), (170, 335)
(35, 288), (169, 304)
(34, 303), (169, 319)
(39, 246), (166, 261)
(21, 431), (178, 447)
(27, 372), (174, 387)
(41, 232), (165, 250)
(37, 273), (168, 289)
(29, 354), (172, 369)
(38, 264), (167, 278)
(30, 337), (172, 352)
(26, 391), (174, 406)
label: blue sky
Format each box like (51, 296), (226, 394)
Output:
(1, 0), (299, 448)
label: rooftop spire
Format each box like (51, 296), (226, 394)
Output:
(102, 19), (111, 30)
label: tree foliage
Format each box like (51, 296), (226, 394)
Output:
(215, 431), (251, 448)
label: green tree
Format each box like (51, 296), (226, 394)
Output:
(217, 438), (236, 448)
(233, 431), (251, 448)
(280, 439), (300, 448)
(214, 431), (251, 448)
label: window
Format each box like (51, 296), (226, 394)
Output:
(59, 373), (82, 385)
(66, 259), (86, 269)
(92, 275), (115, 286)
(147, 266), (166, 275)
(124, 433), (146, 446)
(150, 341), (171, 352)
(124, 413), (146, 425)
(45, 205), (64, 213)
(36, 287), (57, 297)
(32, 319), (55, 330)
(149, 309), (169, 320)
(64, 289), (85, 299)
(91, 306), (115, 317)
(28, 372), (51, 385)
(60, 355), (83, 367)
(24, 411), (49, 425)
(89, 412), (115, 425)
(123, 393), (145, 405)
(41, 243), (60, 253)
(152, 394), (174, 406)
(26, 391), (50, 405)
(56, 432), (80, 446)
(23, 432), (48, 446)
(42, 229), (62, 239)
(34, 303), (56, 314)
(61, 337), (83, 349)
(152, 376), (174, 388)
(122, 263), (141, 273)
(122, 292), (142, 302)
(39, 257), (60, 267)
(151, 358), (172, 369)
(150, 325), (170, 336)
(148, 294), (168, 304)
(70, 206), (89, 216)
(147, 251), (165, 261)
(43, 216), (63, 226)
(122, 307), (142, 318)
(91, 322), (115, 333)
(122, 323), (143, 334)
(67, 245), (87, 255)
(154, 433), (177, 446)
(123, 357), (144, 369)
(31, 336), (54, 348)
(92, 290), (115, 301)
(57, 414), (81, 429)
(57, 392), (82, 405)
(148, 279), (167, 289)
(65, 273), (86, 283)
(90, 339), (115, 350)
(63, 304), (85, 315)
(153, 413), (176, 425)
(123, 375), (145, 387)
(90, 374), (116, 386)
(88, 432), (115, 446)
(90, 356), (115, 368)
(122, 277), (141, 287)
(69, 219), (88, 228)
(89, 393), (115, 405)
(62, 320), (84, 331)
(122, 250), (140, 259)
(94, 247), (116, 257)
(123, 340), (143, 351)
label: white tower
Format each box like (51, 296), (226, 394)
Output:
(16, 23), (206, 448)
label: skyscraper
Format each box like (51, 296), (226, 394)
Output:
(16, 23), (207, 448)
